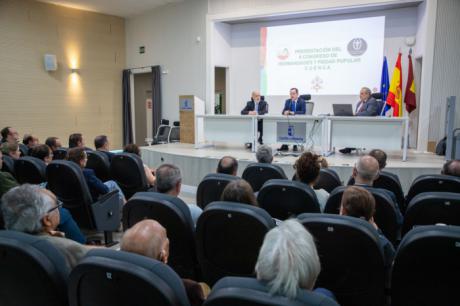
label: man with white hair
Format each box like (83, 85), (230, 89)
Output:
(241, 91), (269, 146)
(256, 144), (274, 164)
(255, 219), (338, 304)
(1, 184), (89, 270)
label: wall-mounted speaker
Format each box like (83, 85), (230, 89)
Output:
(44, 54), (58, 71)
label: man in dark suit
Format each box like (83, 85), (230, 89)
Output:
(279, 88), (306, 151)
(94, 135), (115, 162)
(241, 91), (268, 145)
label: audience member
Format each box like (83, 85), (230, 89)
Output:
(1, 126), (19, 144)
(220, 179), (258, 206)
(123, 143), (156, 186)
(368, 149), (400, 183)
(255, 219), (336, 301)
(340, 185), (395, 276)
(441, 159), (460, 177)
(294, 152), (329, 212)
(45, 136), (62, 151)
(121, 220), (209, 306)
(318, 156), (329, 168)
(352, 155), (402, 224)
(94, 135), (115, 161)
(155, 164), (202, 225)
(256, 145), (273, 164)
(29, 144), (53, 164)
(67, 147), (126, 205)
(23, 134), (39, 150)
(1, 185), (89, 270)
(217, 156), (238, 176)
(68, 133), (85, 149)
(1, 142), (21, 159)
(0, 151), (18, 197)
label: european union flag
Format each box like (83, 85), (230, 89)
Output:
(380, 56), (391, 116)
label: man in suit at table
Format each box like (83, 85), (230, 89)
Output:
(241, 91), (268, 145)
(279, 88), (306, 151)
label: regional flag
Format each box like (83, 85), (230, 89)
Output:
(387, 52), (403, 117)
(405, 51), (416, 113)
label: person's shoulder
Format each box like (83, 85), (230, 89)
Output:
(82, 168), (95, 176)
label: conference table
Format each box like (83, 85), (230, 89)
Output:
(195, 114), (409, 161)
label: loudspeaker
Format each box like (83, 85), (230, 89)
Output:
(44, 54), (58, 71)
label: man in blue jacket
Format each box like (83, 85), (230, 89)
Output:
(279, 88), (306, 151)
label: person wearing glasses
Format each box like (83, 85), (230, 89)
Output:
(1, 185), (90, 270)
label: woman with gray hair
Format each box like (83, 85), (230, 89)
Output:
(255, 219), (336, 302)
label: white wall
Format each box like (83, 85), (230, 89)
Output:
(125, 0), (207, 123)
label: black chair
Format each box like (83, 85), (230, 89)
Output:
(19, 143), (29, 156)
(391, 225), (460, 306)
(52, 148), (68, 160)
(122, 192), (199, 279)
(196, 173), (239, 209)
(68, 249), (190, 306)
(242, 163), (287, 192)
(298, 214), (385, 306)
(168, 122), (180, 143)
(46, 160), (120, 245)
(0, 230), (69, 306)
(196, 202), (275, 286)
(206, 276), (339, 306)
(14, 156), (47, 184)
(313, 168), (342, 193)
(110, 153), (149, 199)
(1, 154), (15, 177)
(299, 94), (314, 115)
(348, 171), (404, 212)
(86, 150), (111, 182)
(258, 179), (320, 220)
(402, 192), (460, 236)
(154, 119), (171, 144)
(405, 174), (460, 204)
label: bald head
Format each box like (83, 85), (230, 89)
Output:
(217, 156), (238, 176)
(121, 220), (169, 262)
(354, 155), (380, 185)
(442, 160), (460, 177)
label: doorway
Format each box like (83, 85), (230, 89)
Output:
(133, 73), (152, 145)
(214, 67), (227, 114)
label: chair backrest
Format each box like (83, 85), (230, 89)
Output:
(391, 225), (460, 306)
(298, 214), (385, 306)
(14, 156), (47, 184)
(168, 126), (180, 143)
(313, 168), (342, 193)
(0, 230), (69, 306)
(196, 202), (275, 286)
(206, 276), (339, 306)
(406, 174), (460, 204)
(402, 192), (460, 236)
(68, 249), (191, 306)
(1, 154), (15, 177)
(18, 143), (29, 156)
(110, 153), (149, 199)
(155, 125), (171, 143)
(196, 173), (239, 209)
(46, 160), (95, 229)
(52, 148), (68, 160)
(258, 179), (320, 220)
(85, 150), (111, 182)
(122, 192), (199, 279)
(242, 163), (287, 192)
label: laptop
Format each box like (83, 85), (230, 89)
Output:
(332, 104), (354, 116)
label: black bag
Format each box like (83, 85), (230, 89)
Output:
(435, 137), (446, 156)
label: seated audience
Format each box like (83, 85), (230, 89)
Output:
(1, 142), (21, 159)
(318, 156), (329, 168)
(155, 163), (202, 225)
(340, 185), (395, 276)
(68, 133), (91, 150)
(351, 155), (402, 225)
(294, 152), (329, 212)
(1, 185), (89, 270)
(0, 151), (18, 197)
(45, 136), (62, 151)
(94, 135), (115, 162)
(217, 156), (238, 176)
(220, 179), (258, 206)
(255, 219), (336, 301)
(441, 159), (460, 177)
(256, 145), (274, 164)
(23, 134), (39, 150)
(29, 144), (53, 164)
(1, 126), (19, 144)
(67, 147), (126, 205)
(123, 143), (156, 186)
(121, 220), (209, 306)
(368, 149), (400, 183)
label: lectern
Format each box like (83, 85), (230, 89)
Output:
(179, 95), (205, 144)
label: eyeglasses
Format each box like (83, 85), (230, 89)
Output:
(47, 200), (63, 214)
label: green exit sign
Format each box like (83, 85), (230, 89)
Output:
(139, 46), (145, 54)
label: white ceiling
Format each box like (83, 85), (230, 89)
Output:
(39, 0), (185, 18)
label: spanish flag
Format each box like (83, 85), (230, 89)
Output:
(405, 51), (416, 113)
(387, 53), (403, 117)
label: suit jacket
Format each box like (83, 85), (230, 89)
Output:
(355, 97), (379, 116)
(241, 100), (268, 115)
(282, 98), (306, 115)
(82, 168), (109, 201)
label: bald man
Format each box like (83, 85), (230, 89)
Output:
(121, 220), (208, 306)
(442, 160), (460, 177)
(217, 156), (238, 176)
(241, 91), (268, 145)
(352, 155), (402, 224)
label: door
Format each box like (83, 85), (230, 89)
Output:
(133, 73), (152, 145)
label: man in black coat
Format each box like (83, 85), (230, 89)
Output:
(241, 91), (268, 144)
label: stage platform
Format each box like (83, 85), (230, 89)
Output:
(140, 143), (445, 194)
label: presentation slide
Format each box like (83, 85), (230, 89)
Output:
(260, 16), (385, 96)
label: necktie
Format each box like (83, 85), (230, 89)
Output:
(291, 100), (296, 112)
(358, 101), (365, 113)
(255, 103), (259, 114)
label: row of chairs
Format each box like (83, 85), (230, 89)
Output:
(153, 119), (180, 144)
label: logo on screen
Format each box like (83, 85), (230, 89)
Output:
(347, 38), (367, 56)
(288, 125), (294, 136)
(277, 48), (289, 60)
